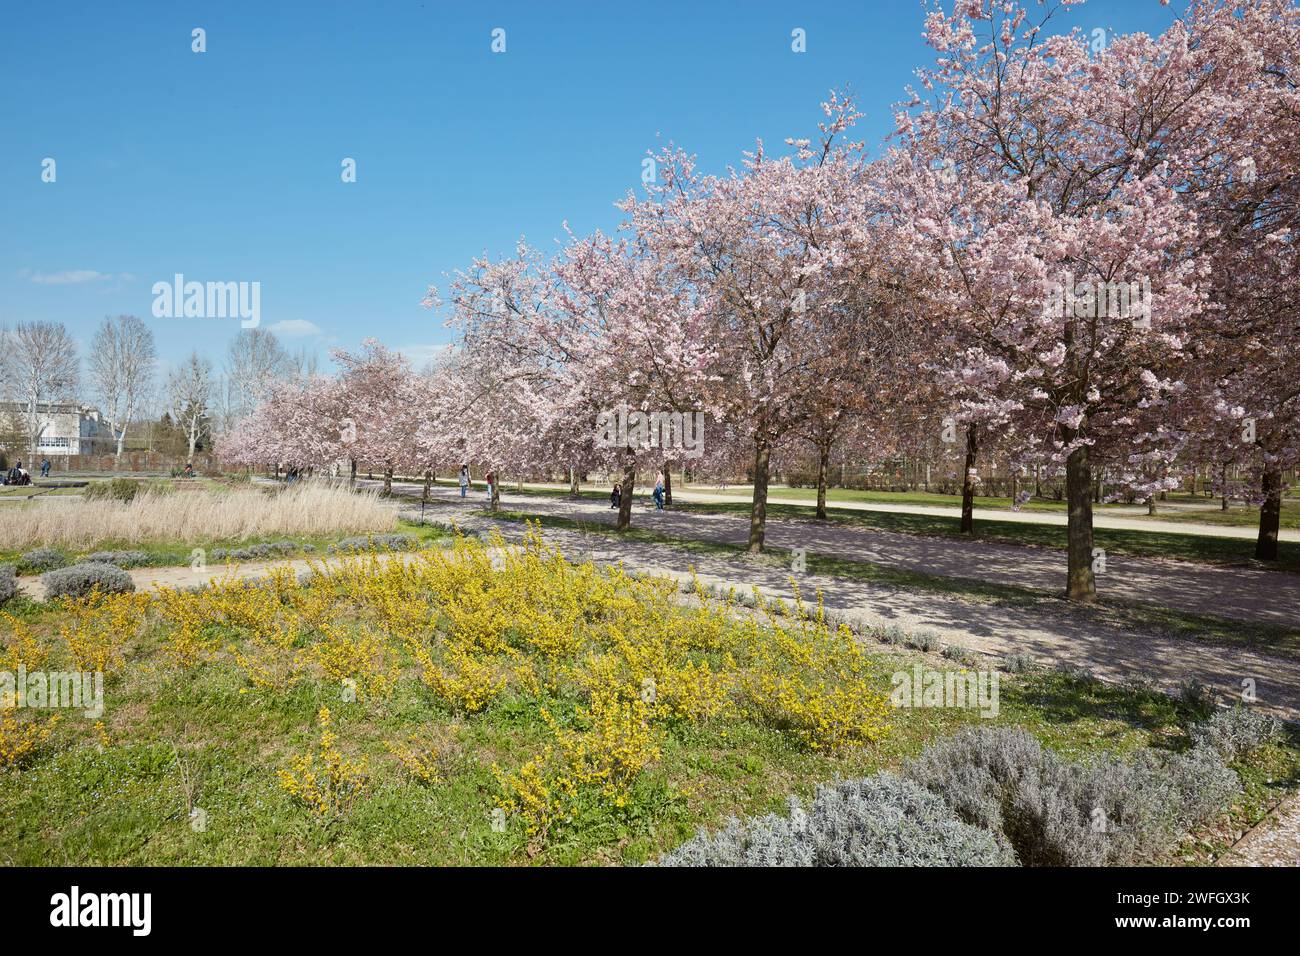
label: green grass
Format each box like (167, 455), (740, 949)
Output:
(3, 598), (1291, 866)
(0, 485), (84, 498)
(0, 518), (451, 574)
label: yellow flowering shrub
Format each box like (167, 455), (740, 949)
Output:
(384, 733), (444, 785)
(0, 713), (60, 769)
(278, 707), (369, 817)
(0, 613), (50, 672)
(415, 642), (506, 714)
(309, 622), (395, 701)
(62, 522), (890, 841)
(496, 691), (663, 835)
(57, 593), (150, 673)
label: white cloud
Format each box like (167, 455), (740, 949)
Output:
(268, 319), (322, 338)
(24, 269), (118, 285)
(397, 343), (453, 367)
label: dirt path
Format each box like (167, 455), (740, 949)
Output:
(373, 481), (1300, 629)
(447, 479), (1300, 543)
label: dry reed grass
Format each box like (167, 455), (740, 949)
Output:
(0, 481), (397, 552)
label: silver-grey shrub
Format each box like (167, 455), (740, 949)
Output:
(1190, 707), (1282, 762)
(0, 564), (17, 606)
(942, 644), (975, 664)
(656, 773), (1012, 867)
(905, 726), (1239, 866)
(1001, 652), (1035, 673)
(210, 539), (305, 562)
(909, 629), (941, 652)
(881, 624), (906, 645)
(84, 550), (151, 569)
(329, 533), (418, 554)
(41, 562), (136, 600)
(19, 547), (68, 573)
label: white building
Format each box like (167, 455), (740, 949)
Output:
(0, 402), (116, 457)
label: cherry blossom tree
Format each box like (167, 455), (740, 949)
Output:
(622, 94), (879, 551)
(888, 0), (1266, 601)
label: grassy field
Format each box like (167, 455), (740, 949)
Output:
(2, 532), (1292, 866)
(1, 517), (450, 575)
(0, 482), (396, 555)
(0, 485), (83, 498)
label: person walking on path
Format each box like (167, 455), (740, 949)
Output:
(40, 458), (51, 478)
(459, 464), (470, 498)
(653, 471), (666, 510)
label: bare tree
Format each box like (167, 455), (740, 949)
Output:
(0, 321), (80, 463)
(167, 352), (214, 460)
(225, 328), (287, 425)
(288, 347), (319, 381)
(87, 315), (156, 458)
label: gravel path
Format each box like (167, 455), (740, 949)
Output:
(380, 482), (1300, 629)
(1217, 795), (1300, 866)
(450, 479), (1300, 542)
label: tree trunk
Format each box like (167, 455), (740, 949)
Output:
(490, 479), (500, 512)
(349, 458), (357, 487)
(960, 426), (977, 534)
(1221, 464), (1229, 510)
(748, 437), (772, 552)
(422, 469), (432, 503)
(1065, 444), (1097, 602)
(815, 443), (830, 520)
(616, 449), (635, 531)
(382, 467), (393, 497)
(662, 461), (672, 505)
(1147, 496), (1157, 516)
(568, 467), (580, 497)
(1255, 467), (1282, 561)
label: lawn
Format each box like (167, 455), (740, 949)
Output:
(0, 485), (84, 498)
(1, 517), (451, 575)
(2, 531), (1293, 866)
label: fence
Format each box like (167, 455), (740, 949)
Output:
(0, 450), (218, 474)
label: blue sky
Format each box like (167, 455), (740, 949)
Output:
(1, 0), (1181, 385)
